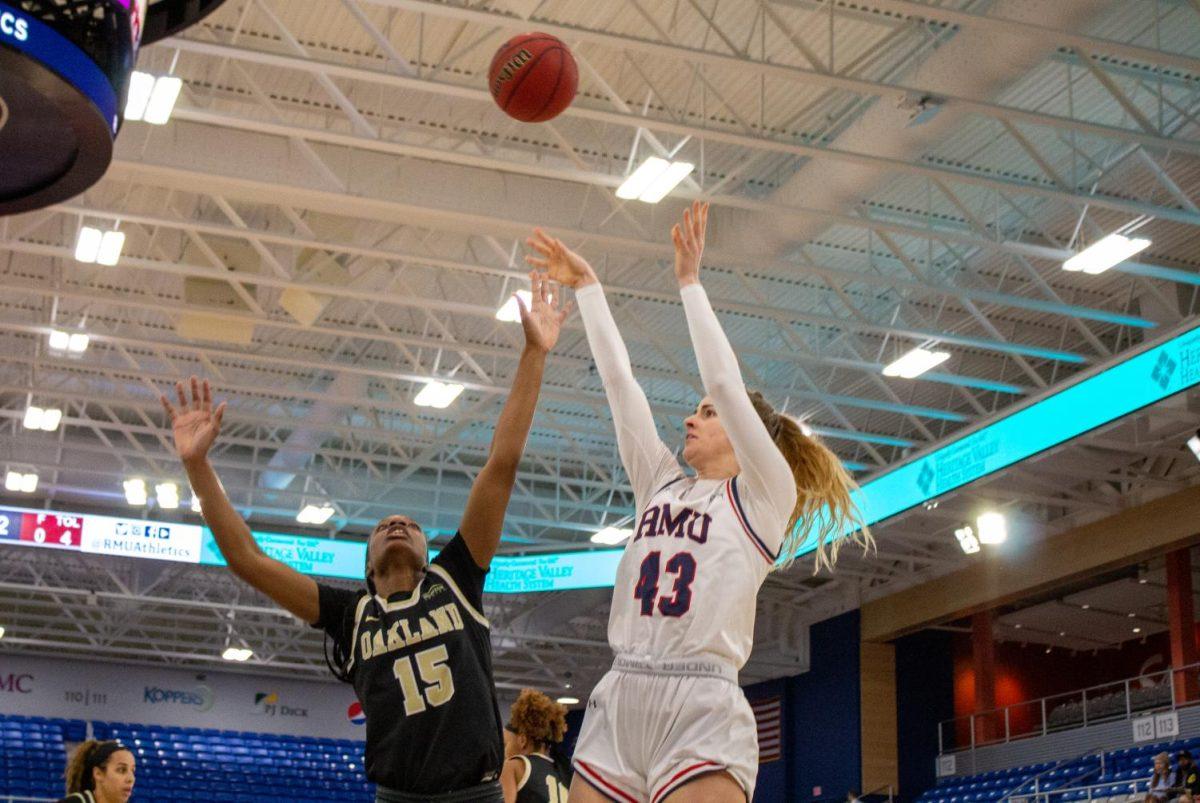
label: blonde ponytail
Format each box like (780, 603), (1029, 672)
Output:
(748, 391), (874, 572)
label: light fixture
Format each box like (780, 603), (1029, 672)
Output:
(414, 380), (464, 409)
(221, 647), (253, 662)
(124, 478), (148, 506)
(556, 696), (580, 706)
(1013, 623), (1022, 629)
(75, 227), (125, 265)
(1138, 578), (1148, 585)
(976, 511), (1007, 545)
(49, 330), (91, 353)
(591, 526), (633, 545)
(1045, 647), (1052, 654)
(797, 419), (814, 437)
(1133, 627), (1142, 634)
(1081, 604), (1090, 610)
(615, 157), (695, 203)
(1128, 612), (1137, 618)
(75, 227), (102, 262)
(191, 495), (203, 514)
(882, 347), (950, 379)
(125, 72), (183, 124)
(1059, 631), (1066, 637)
(155, 482), (180, 510)
(0, 625), (5, 640)
(5, 471), (38, 493)
(496, 290), (533, 323)
(1187, 432), (1200, 462)
(96, 230), (126, 266)
(1063, 233), (1151, 275)
(297, 503), (336, 525)
(954, 526), (980, 554)
(23, 406), (63, 432)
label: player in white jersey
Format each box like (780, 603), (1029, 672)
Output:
(526, 202), (873, 803)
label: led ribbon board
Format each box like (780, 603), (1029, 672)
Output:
(0, 504), (624, 593)
(2, 322), (1198, 590)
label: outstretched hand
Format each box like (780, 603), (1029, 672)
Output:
(160, 376), (226, 465)
(517, 271), (572, 353)
(524, 229), (597, 290)
(671, 200), (709, 287)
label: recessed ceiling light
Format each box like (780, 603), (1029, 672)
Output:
(1013, 624), (1022, 629)
(1081, 604), (1090, 610)
(1128, 612), (1137, 618)
(1059, 631), (1066, 637)
(1133, 627), (1142, 634)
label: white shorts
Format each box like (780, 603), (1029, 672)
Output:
(572, 655), (758, 803)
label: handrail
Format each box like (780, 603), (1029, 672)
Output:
(939, 662), (1200, 753)
(1010, 778), (1151, 803)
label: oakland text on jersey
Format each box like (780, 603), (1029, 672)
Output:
(633, 502), (712, 544)
(358, 601), (466, 661)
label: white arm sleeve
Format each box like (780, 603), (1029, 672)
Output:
(680, 283), (796, 554)
(576, 284), (681, 512)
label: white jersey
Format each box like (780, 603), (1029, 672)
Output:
(576, 283), (797, 672)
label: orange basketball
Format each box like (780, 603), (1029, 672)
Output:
(488, 33), (579, 123)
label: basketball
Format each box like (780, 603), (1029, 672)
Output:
(487, 32), (578, 123)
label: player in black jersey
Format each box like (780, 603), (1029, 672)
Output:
(163, 272), (571, 803)
(501, 690), (572, 803)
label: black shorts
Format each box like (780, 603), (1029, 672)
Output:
(375, 781), (504, 803)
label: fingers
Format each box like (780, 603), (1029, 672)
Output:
(201, 379), (212, 412)
(514, 291), (529, 320)
(175, 381), (188, 409)
(189, 376), (202, 411)
(558, 300), (575, 322)
(524, 255), (549, 270)
(539, 269), (550, 304)
(213, 401), (226, 428)
(159, 394), (175, 420)
(525, 236), (553, 258)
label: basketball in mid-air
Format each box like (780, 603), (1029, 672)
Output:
(488, 33), (579, 123)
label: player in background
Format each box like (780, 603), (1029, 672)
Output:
(501, 689), (572, 803)
(57, 740), (135, 803)
(163, 273), (571, 803)
(526, 203), (872, 803)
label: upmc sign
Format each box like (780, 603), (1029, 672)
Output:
(0, 673), (34, 693)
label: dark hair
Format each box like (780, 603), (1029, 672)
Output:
(324, 523), (426, 683)
(65, 740), (128, 793)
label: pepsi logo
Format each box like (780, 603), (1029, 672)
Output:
(347, 701), (365, 726)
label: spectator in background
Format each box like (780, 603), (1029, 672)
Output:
(1177, 751), (1199, 803)
(56, 740), (135, 803)
(1147, 752), (1176, 803)
(501, 689), (572, 803)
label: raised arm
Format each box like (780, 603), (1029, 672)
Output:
(459, 272), (570, 569)
(526, 230), (680, 510)
(163, 378), (319, 624)
(673, 203), (797, 521)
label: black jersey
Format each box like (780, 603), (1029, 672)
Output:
(514, 754), (570, 803)
(315, 533), (503, 794)
(56, 794), (96, 803)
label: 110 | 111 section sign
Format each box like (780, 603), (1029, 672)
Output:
(0, 505), (202, 563)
